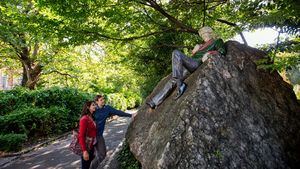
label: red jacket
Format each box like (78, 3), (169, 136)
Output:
(78, 115), (97, 152)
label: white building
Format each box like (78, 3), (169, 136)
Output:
(0, 69), (22, 90)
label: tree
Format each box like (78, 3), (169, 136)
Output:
(0, 0), (66, 89)
(2, 0), (299, 91)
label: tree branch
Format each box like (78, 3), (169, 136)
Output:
(216, 18), (236, 26)
(71, 28), (176, 41)
(137, 0), (152, 7)
(129, 42), (191, 50)
(215, 18), (248, 45)
(207, 1), (228, 10)
(32, 43), (39, 58)
(238, 32), (248, 46)
(141, 7), (169, 29)
(143, 0), (198, 34)
(275, 28), (282, 50)
(46, 70), (78, 78)
(203, 0), (206, 27)
(152, 43), (191, 49)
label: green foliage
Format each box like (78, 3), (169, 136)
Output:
(107, 92), (142, 111)
(0, 86), (92, 152)
(2, 0), (299, 100)
(0, 134), (27, 152)
(256, 38), (299, 99)
(1, 0), (299, 110)
(34, 0), (299, 99)
(213, 149), (223, 160)
(257, 38), (300, 72)
(117, 141), (141, 169)
(0, 86), (93, 116)
(0, 92), (18, 116)
(296, 89), (300, 100)
(0, 106), (69, 137)
(32, 87), (93, 117)
(223, 0), (300, 34)
(38, 43), (144, 108)
(0, 86), (142, 152)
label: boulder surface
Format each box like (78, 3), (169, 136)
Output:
(126, 41), (300, 169)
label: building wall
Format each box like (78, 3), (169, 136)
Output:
(0, 69), (3, 90)
(0, 69), (22, 90)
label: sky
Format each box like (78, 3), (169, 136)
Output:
(232, 28), (285, 47)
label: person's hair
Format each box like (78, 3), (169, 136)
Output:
(198, 26), (216, 39)
(94, 94), (104, 102)
(81, 101), (95, 117)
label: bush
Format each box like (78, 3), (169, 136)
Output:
(0, 87), (35, 115)
(33, 87), (93, 116)
(0, 134), (27, 152)
(0, 86), (142, 152)
(0, 87), (93, 152)
(0, 87), (93, 116)
(0, 106), (70, 137)
(0, 92), (18, 116)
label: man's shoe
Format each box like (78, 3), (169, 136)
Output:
(174, 83), (187, 100)
(146, 100), (156, 109)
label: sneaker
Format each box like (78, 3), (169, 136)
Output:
(174, 82), (187, 100)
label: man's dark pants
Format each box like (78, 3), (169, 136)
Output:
(90, 135), (106, 169)
(151, 50), (199, 106)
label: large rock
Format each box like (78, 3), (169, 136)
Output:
(126, 41), (300, 169)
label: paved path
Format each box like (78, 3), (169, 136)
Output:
(0, 113), (133, 169)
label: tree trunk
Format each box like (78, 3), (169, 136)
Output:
(21, 62), (42, 90)
(21, 65), (27, 87)
(19, 46), (43, 90)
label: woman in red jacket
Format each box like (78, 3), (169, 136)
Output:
(78, 101), (97, 169)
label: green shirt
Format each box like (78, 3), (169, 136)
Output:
(193, 38), (226, 61)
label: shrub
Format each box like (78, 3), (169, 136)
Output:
(0, 92), (18, 116)
(0, 134), (27, 152)
(0, 106), (70, 137)
(0, 87), (93, 116)
(33, 87), (93, 115)
(0, 87), (35, 115)
(0, 87), (94, 152)
(0, 86), (143, 152)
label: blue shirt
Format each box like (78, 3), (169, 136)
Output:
(93, 105), (132, 136)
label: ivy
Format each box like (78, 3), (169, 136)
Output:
(117, 141), (141, 169)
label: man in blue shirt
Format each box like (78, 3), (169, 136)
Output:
(90, 95), (134, 169)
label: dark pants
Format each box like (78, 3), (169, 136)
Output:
(172, 50), (199, 86)
(151, 50), (199, 106)
(81, 149), (94, 169)
(90, 135), (106, 169)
